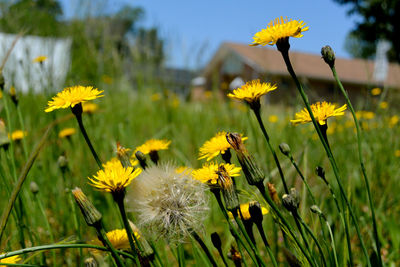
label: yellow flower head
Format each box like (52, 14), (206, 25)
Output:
(395, 150), (400, 158)
(192, 162), (241, 185)
(134, 139), (171, 155)
(0, 253), (21, 264)
(250, 16), (309, 46)
(291, 102), (347, 126)
(9, 130), (27, 141)
(199, 131), (248, 161)
(379, 101), (388, 109)
(33, 55), (47, 63)
(82, 102), (99, 114)
(389, 115), (399, 128)
(58, 127), (76, 138)
(371, 87), (382, 96)
(228, 79), (277, 103)
(175, 166), (193, 176)
(228, 202), (269, 220)
(88, 163), (142, 193)
(45, 85), (104, 112)
(92, 228), (139, 253)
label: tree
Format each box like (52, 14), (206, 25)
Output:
(333, 0), (400, 63)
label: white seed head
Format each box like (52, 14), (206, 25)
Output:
(127, 164), (208, 243)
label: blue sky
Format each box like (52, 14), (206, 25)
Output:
(61, 0), (359, 70)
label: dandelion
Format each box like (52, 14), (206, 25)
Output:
(192, 162), (241, 185)
(175, 166), (193, 176)
(58, 127), (76, 139)
(389, 115), (399, 128)
(228, 79), (277, 109)
(229, 202), (269, 220)
(33, 55), (47, 63)
(134, 139), (171, 164)
(291, 102), (347, 126)
(268, 115), (278, 123)
(0, 254), (21, 264)
(127, 164), (208, 242)
(198, 131), (247, 162)
(88, 163), (141, 194)
(250, 16), (309, 47)
(379, 101), (388, 109)
(82, 102), (99, 114)
(395, 150), (400, 157)
(45, 85), (103, 113)
(92, 228), (140, 252)
(371, 88), (382, 96)
(9, 130), (27, 141)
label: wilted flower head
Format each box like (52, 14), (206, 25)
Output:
(192, 162), (241, 185)
(198, 131), (247, 161)
(88, 163), (141, 194)
(127, 164), (208, 242)
(250, 16), (309, 47)
(291, 102), (347, 126)
(45, 85), (103, 112)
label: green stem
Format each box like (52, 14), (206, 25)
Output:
(16, 105), (29, 162)
(253, 107), (289, 194)
(254, 222), (278, 267)
(96, 225), (126, 267)
(74, 112), (102, 168)
(325, 220), (339, 267)
(331, 66), (382, 266)
(192, 231), (218, 267)
(279, 48), (370, 266)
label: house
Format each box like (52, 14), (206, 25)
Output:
(201, 42), (400, 104)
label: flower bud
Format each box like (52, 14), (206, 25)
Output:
(116, 142), (132, 168)
(248, 201), (263, 225)
(0, 71), (4, 91)
(321, 45), (336, 68)
(217, 165), (239, 212)
(315, 166), (326, 181)
(135, 150), (148, 169)
(84, 257), (98, 267)
(30, 181), (39, 195)
(129, 221), (154, 259)
(211, 232), (222, 250)
(57, 155), (68, 173)
(290, 188), (300, 206)
(282, 194), (298, 213)
(72, 187), (102, 226)
(279, 143), (291, 157)
(310, 205), (322, 216)
(226, 132), (265, 185)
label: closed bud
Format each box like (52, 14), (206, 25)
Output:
(321, 45), (336, 68)
(129, 221), (154, 259)
(217, 165), (239, 212)
(282, 194), (298, 213)
(0, 71), (4, 91)
(9, 86), (18, 106)
(279, 143), (291, 157)
(290, 188), (300, 207)
(310, 205), (322, 216)
(226, 132), (265, 185)
(84, 257), (98, 267)
(248, 201), (263, 225)
(57, 155), (68, 173)
(72, 187), (102, 226)
(30, 181), (39, 194)
(315, 166), (326, 180)
(116, 142), (132, 168)
(135, 150), (148, 169)
(211, 232), (222, 250)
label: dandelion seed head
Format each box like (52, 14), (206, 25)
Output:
(127, 164), (209, 243)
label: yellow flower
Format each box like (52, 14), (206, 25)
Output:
(58, 127), (76, 138)
(356, 111), (375, 120)
(0, 90), (3, 99)
(379, 101), (388, 109)
(45, 85), (104, 112)
(395, 150), (400, 158)
(175, 166), (193, 176)
(199, 131), (248, 161)
(291, 102), (347, 125)
(151, 93), (161, 102)
(9, 130), (27, 141)
(389, 115), (399, 128)
(268, 115), (278, 123)
(228, 202), (269, 220)
(33, 55), (47, 63)
(192, 162), (241, 185)
(0, 253), (21, 264)
(371, 87), (381, 96)
(82, 102), (99, 114)
(88, 163), (142, 193)
(92, 228), (139, 253)
(250, 16), (309, 46)
(134, 139), (171, 155)
(227, 79), (277, 103)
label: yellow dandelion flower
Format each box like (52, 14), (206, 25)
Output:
(33, 55), (47, 63)
(227, 79), (277, 103)
(151, 93), (161, 102)
(268, 115), (278, 123)
(199, 131), (248, 161)
(9, 130), (27, 141)
(82, 102), (99, 114)
(92, 228), (139, 253)
(291, 102), (347, 125)
(228, 202), (269, 220)
(175, 166), (193, 176)
(395, 150), (400, 158)
(102, 157), (122, 169)
(45, 85), (104, 112)
(58, 127), (76, 138)
(88, 163), (142, 193)
(192, 162), (241, 185)
(371, 88), (381, 96)
(0, 253), (21, 264)
(389, 115), (399, 128)
(250, 16), (309, 46)
(134, 139), (171, 155)
(0, 90), (3, 99)
(379, 101), (388, 109)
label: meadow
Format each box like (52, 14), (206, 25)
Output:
(1, 18), (400, 267)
